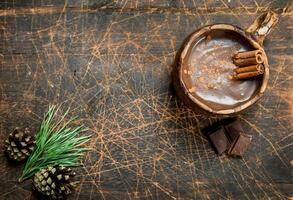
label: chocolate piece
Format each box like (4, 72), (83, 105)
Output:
(224, 119), (244, 143)
(206, 118), (253, 157)
(208, 127), (229, 155)
(228, 133), (252, 157)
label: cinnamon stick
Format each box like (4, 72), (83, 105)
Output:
(234, 64), (264, 74)
(233, 55), (263, 66)
(233, 70), (264, 80)
(256, 54), (264, 63)
(233, 50), (262, 59)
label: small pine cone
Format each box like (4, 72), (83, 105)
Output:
(33, 165), (76, 199)
(4, 128), (35, 162)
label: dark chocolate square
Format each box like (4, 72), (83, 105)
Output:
(208, 127), (230, 155)
(224, 119), (244, 143)
(228, 133), (252, 157)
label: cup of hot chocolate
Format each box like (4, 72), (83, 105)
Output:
(173, 11), (278, 115)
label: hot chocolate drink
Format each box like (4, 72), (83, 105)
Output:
(181, 30), (261, 111)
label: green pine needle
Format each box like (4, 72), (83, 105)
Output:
(19, 105), (91, 182)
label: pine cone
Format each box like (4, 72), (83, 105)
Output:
(4, 128), (35, 162)
(33, 165), (76, 199)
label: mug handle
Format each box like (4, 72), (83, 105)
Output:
(246, 11), (279, 46)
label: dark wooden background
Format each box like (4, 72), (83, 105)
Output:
(0, 0), (292, 199)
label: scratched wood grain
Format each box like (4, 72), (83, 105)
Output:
(0, 0), (292, 200)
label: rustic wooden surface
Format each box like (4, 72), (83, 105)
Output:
(0, 1), (292, 199)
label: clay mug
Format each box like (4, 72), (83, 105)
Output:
(173, 11), (278, 115)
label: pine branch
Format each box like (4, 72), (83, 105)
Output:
(19, 105), (91, 182)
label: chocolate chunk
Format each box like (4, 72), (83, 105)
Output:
(228, 133), (252, 157)
(205, 118), (252, 157)
(208, 127), (230, 155)
(224, 119), (244, 143)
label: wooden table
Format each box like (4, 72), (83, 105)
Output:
(0, 1), (292, 199)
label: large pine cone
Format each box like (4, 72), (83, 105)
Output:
(4, 128), (35, 162)
(33, 165), (76, 199)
